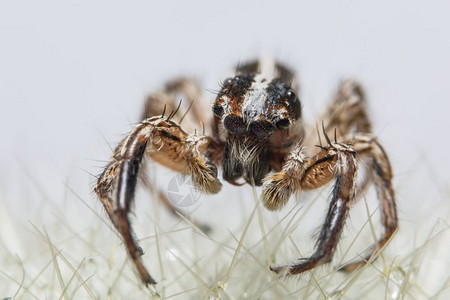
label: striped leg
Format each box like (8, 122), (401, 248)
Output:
(95, 117), (221, 285)
(263, 133), (397, 275)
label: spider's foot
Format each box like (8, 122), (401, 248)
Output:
(270, 266), (286, 274)
(136, 263), (157, 286)
(269, 264), (302, 277)
(143, 275), (157, 286)
(270, 257), (320, 276)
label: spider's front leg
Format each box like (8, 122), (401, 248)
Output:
(263, 142), (359, 275)
(143, 77), (212, 135)
(263, 133), (397, 276)
(95, 116), (222, 285)
(304, 80), (372, 149)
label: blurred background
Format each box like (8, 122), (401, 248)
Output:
(0, 0), (449, 297)
(1, 0), (449, 214)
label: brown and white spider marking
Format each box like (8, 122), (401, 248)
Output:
(95, 58), (398, 286)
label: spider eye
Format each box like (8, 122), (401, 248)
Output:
(212, 104), (224, 117)
(222, 77), (233, 86)
(276, 118), (290, 130)
(224, 114), (246, 135)
(286, 89), (296, 101)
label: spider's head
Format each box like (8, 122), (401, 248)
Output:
(213, 74), (301, 140)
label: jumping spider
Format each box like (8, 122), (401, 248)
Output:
(95, 58), (398, 285)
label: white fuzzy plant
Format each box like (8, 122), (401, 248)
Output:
(0, 171), (449, 300)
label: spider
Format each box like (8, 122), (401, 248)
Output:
(95, 58), (398, 286)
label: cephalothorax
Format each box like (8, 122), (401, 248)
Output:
(95, 59), (398, 285)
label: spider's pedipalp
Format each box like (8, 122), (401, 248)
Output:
(262, 145), (307, 211)
(183, 134), (222, 194)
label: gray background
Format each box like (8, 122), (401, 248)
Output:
(1, 0), (449, 222)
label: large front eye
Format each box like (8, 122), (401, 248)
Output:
(224, 114), (246, 135)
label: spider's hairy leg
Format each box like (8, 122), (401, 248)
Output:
(338, 133), (398, 272)
(143, 77), (212, 134)
(304, 80), (372, 149)
(95, 122), (156, 285)
(305, 80), (374, 202)
(95, 117), (221, 285)
(146, 122), (222, 195)
(269, 143), (359, 276)
(95, 160), (119, 224)
(326, 80), (372, 134)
